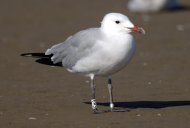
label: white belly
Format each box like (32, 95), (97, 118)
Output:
(97, 37), (136, 76)
(71, 34), (136, 76)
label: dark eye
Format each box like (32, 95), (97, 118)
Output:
(115, 21), (120, 24)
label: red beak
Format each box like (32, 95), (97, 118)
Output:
(128, 25), (146, 34)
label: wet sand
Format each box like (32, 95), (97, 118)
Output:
(0, 0), (190, 128)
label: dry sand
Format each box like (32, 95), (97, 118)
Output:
(0, 0), (190, 128)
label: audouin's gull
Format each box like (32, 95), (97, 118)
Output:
(45, 13), (145, 112)
(127, 0), (178, 13)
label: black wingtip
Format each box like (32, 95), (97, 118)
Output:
(20, 52), (62, 67)
(36, 58), (62, 67)
(20, 53), (52, 58)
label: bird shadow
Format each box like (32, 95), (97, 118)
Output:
(84, 100), (190, 109)
(20, 52), (62, 67)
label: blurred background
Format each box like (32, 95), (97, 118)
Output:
(0, 0), (190, 128)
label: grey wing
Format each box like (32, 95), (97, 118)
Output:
(45, 28), (102, 69)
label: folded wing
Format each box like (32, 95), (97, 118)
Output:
(45, 28), (102, 69)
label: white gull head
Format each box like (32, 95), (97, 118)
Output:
(101, 13), (145, 35)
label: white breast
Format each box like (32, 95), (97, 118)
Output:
(72, 34), (136, 76)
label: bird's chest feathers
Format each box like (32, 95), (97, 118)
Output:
(72, 35), (136, 75)
(99, 35), (135, 64)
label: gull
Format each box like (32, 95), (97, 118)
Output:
(45, 13), (145, 112)
(127, 0), (178, 13)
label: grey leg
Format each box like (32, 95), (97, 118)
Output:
(108, 77), (114, 111)
(90, 75), (97, 111)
